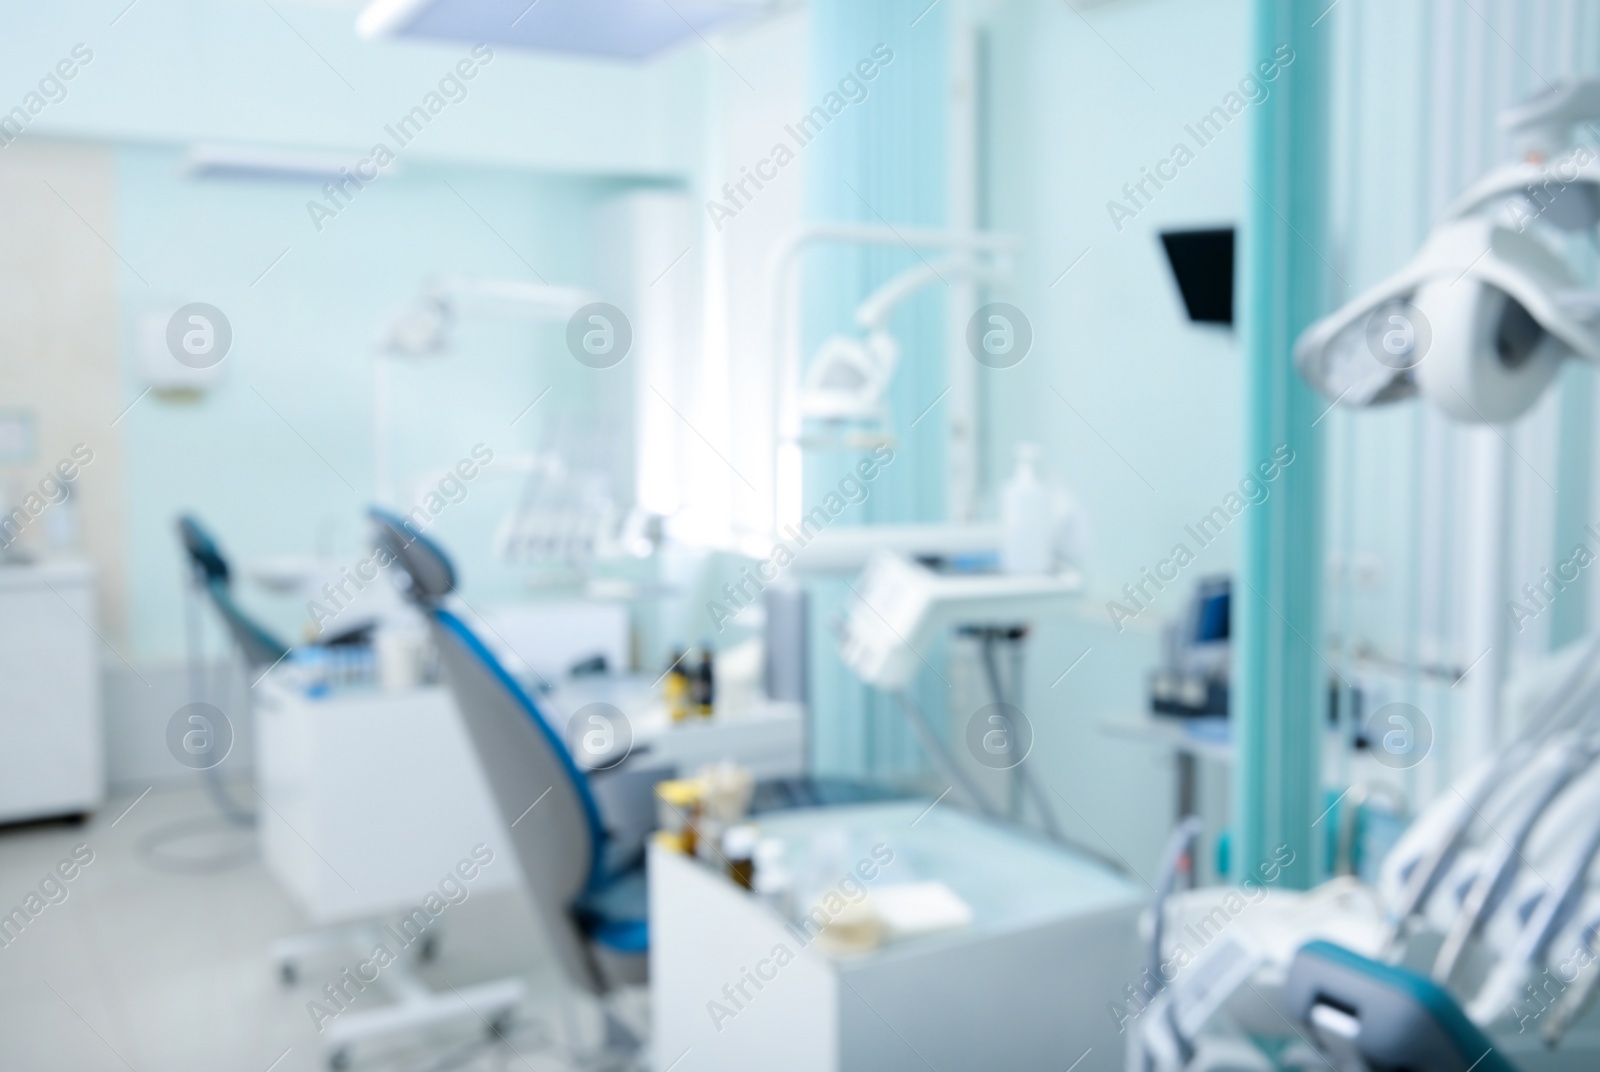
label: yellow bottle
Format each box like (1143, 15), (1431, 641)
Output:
(664, 650), (691, 723)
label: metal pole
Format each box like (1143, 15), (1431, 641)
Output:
(893, 690), (999, 820)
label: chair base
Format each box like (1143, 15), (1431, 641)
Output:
(555, 985), (650, 1072)
(595, 944), (649, 988)
(272, 920), (526, 1070)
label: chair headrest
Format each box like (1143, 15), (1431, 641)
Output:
(369, 507), (456, 605)
(1285, 941), (1513, 1072)
(176, 515), (230, 584)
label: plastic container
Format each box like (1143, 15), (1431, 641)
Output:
(752, 837), (793, 915)
(1001, 442), (1052, 574)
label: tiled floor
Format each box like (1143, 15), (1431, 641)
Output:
(0, 784), (628, 1072)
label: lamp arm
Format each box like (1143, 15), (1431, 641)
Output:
(1441, 154), (1600, 227)
(852, 254), (1008, 332)
(1502, 77), (1600, 158)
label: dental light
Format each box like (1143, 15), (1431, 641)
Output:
(379, 276), (593, 357)
(373, 275), (595, 506)
(1296, 80), (1600, 424)
(800, 253), (1008, 423)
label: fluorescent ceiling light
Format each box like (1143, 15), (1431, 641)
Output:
(182, 144), (399, 182)
(357, 0), (772, 61)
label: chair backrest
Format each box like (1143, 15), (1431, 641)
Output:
(368, 508), (608, 993)
(205, 579), (291, 670)
(1284, 941), (1515, 1072)
(177, 515), (230, 584)
(176, 515), (290, 671)
(368, 507), (455, 604)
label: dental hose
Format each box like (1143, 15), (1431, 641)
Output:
(1384, 636), (1600, 954)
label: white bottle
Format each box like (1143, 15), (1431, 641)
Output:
(45, 485), (80, 551)
(1001, 443), (1052, 574)
(752, 837), (793, 915)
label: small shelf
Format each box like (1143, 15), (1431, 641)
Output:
(1097, 711), (1235, 763)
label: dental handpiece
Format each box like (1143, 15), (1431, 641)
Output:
(1384, 647), (1600, 953)
(1543, 919), (1600, 1047)
(1465, 806), (1600, 1026)
(1434, 742), (1596, 984)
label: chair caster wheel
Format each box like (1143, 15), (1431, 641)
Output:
(328, 1047), (350, 1070)
(278, 961), (298, 987)
(418, 934), (440, 963)
(487, 1011), (512, 1039)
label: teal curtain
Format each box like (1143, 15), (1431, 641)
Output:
(802, 0), (949, 782)
(1234, 0), (1330, 889)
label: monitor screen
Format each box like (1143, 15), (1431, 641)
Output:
(1160, 227), (1235, 325)
(1194, 579), (1231, 644)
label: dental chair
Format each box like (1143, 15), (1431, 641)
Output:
(177, 515), (540, 1069)
(170, 515), (295, 837)
(1285, 941), (1515, 1072)
(177, 515), (292, 671)
(369, 508), (648, 1062)
(177, 515), (374, 671)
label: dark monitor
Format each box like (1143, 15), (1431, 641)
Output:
(1160, 227), (1235, 325)
(1194, 577), (1230, 644)
(1196, 588), (1230, 643)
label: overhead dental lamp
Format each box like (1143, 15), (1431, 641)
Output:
(802, 331), (900, 422)
(801, 253), (1010, 424)
(379, 276), (593, 357)
(1296, 79), (1600, 424)
(373, 275), (595, 506)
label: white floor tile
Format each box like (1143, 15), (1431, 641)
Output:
(0, 785), (591, 1072)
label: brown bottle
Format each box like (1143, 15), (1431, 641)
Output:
(693, 642), (714, 719)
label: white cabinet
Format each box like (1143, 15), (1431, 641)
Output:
(0, 560), (105, 823)
(253, 674), (805, 924)
(651, 801), (1145, 1072)
(254, 680), (520, 924)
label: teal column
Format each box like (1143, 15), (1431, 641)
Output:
(802, 0), (948, 780)
(803, 0), (948, 523)
(1233, 1), (1330, 889)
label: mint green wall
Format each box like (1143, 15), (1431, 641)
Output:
(116, 146), (631, 659)
(968, 0), (1251, 869)
(0, 0), (715, 660)
(981, 0), (1248, 610)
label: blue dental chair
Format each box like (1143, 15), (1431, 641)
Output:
(177, 515), (376, 672)
(177, 515), (293, 671)
(1285, 941), (1517, 1072)
(367, 508), (648, 999)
